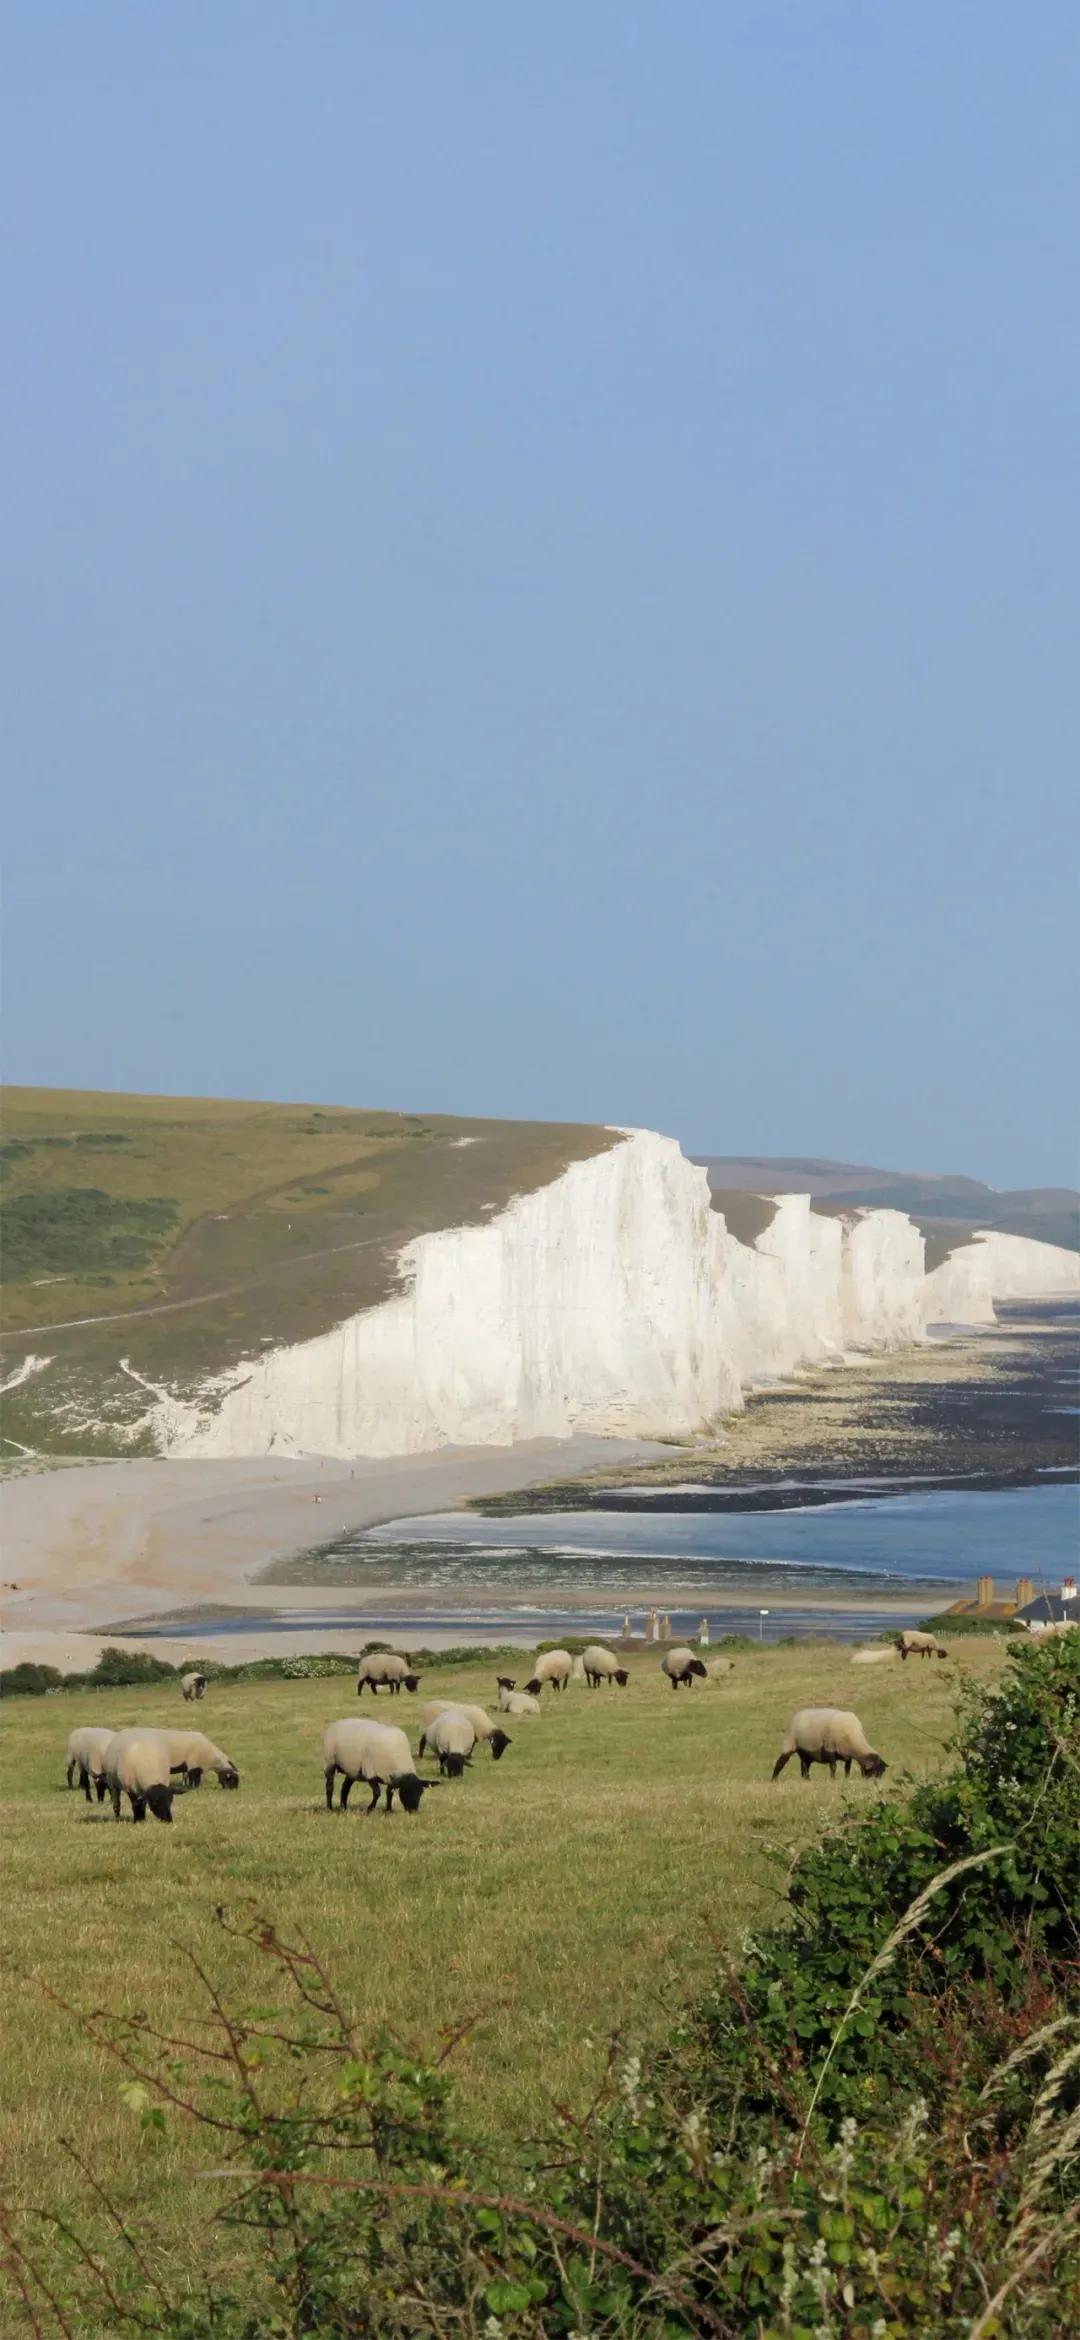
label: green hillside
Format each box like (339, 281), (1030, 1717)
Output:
(0, 1088), (614, 1457)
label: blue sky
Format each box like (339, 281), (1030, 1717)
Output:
(3, 3), (1077, 1186)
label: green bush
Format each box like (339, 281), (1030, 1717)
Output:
(0, 1662), (63, 1698)
(8, 1639), (1078, 2336)
(86, 1646), (179, 1687)
(0, 1185), (177, 1282)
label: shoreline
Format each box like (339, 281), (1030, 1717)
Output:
(3, 1308), (1073, 1670)
(0, 1437), (680, 1670)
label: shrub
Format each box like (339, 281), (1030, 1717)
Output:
(0, 1662), (62, 1698)
(86, 1647), (179, 1687)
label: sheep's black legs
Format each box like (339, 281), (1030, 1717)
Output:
(80, 1766), (93, 1804)
(111, 1786), (122, 1821)
(131, 1795), (146, 1823)
(366, 1782), (381, 1813)
(325, 1765), (337, 1811)
(66, 1761), (76, 1788)
(340, 1775), (354, 1811)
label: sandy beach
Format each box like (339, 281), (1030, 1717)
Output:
(0, 1438), (676, 1668)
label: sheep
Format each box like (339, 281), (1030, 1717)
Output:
(582, 1645), (629, 1689)
(181, 1671), (208, 1702)
(1026, 1619), (1078, 1639)
(897, 1630), (947, 1662)
(419, 1700), (512, 1758)
(160, 1729), (240, 1789)
(102, 1729), (176, 1823)
(497, 1688), (542, 1717)
(850, 1646), (897, 1665)
(707, 1657), (735, 1681)
(522, 1649), (573, 1696)
(355, 1651), (421, 1696)
(495, 1673), (517, 1692)
(771, 1708), (887, 1783)
(322, 1718), (433, 1814)
(661, 1646), (707, 1689)
(65, 1726), (117, 1803)
(417, 1705), (512, 1777)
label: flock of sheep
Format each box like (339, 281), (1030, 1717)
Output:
(60, 1635), (901, 1825)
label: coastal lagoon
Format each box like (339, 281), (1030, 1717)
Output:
(203, 1479), (1080, 1644)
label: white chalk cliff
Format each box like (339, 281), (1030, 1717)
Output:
(154, 1130), (1078, 1461)
(923, 1231), (1080, 1326)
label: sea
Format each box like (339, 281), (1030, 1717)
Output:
(142, 1476), (1080, 1646)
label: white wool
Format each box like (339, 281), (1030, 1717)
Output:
(323, 1718), (415, 1783)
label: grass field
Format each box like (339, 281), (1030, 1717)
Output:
(0, 1635), (1004, 2275)
(0, 1086), (614, 1455)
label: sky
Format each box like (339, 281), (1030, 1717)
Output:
(3, 3), (1077, 1190)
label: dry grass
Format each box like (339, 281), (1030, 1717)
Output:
(0, 1636), (1005, 2248)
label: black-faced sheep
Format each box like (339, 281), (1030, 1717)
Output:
(161, 1729), (239, 1788)
(418, 1705), (511, 1777)
(522, 1649), (573, 1696)
(181, 1671), (208, 1702)
(771, 1707), (887, 1782)
(497, 1687), (541, 1716)
(582, 1645), (629, 1690)
(419, 1700), (512, 1757)
(102, 1729), (176, 1823)
(661, 1646), (707, 1689)
(355, 1652), (421, 1696)
(897, 1630), (946, 1661)
(322, 1718), (433, 1814)
(65, 1726), (117, 1803)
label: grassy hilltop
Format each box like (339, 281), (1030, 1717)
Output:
(0, 1636), (1002, 2304)
(0, 1087), (614, 1455)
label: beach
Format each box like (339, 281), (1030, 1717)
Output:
(0, 1437), (675, 1667)
(3, 1305), (1074, 1667)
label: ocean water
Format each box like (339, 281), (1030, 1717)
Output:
(191, 1479), (1071, 1641)
(358, 1481), (1078, 1591)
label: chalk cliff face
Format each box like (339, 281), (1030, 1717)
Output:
(154, 1130), (929, 1460)
(923, 1231), (1080, 1326)
(151, 1131), (1077, 1461)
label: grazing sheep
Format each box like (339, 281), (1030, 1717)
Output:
(497, 1688), (541, 1717)
(416, 1705), (509, 1777)
(419, 1700), (512, 1758)
(850, 1646), (897, 1666)
(355, 1651), (421, 1696)
(523, 1648), (573, 1696)
(661, 1646), (707, 1689)
(582, 1645), (629, 1690)
(102, 1729), (176, 1824)
(771, 1707), (887, 1783)
(323, 1718), (433, 1814)
(707, 1656), (735, 1680)
(161, 1729), (239, 1789)
(181, 1671), (208, 1702)
(1026, 1619), (1079, 1639)
(65, 1726), (117, 1803)
(897, 1630), (947, 1661)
